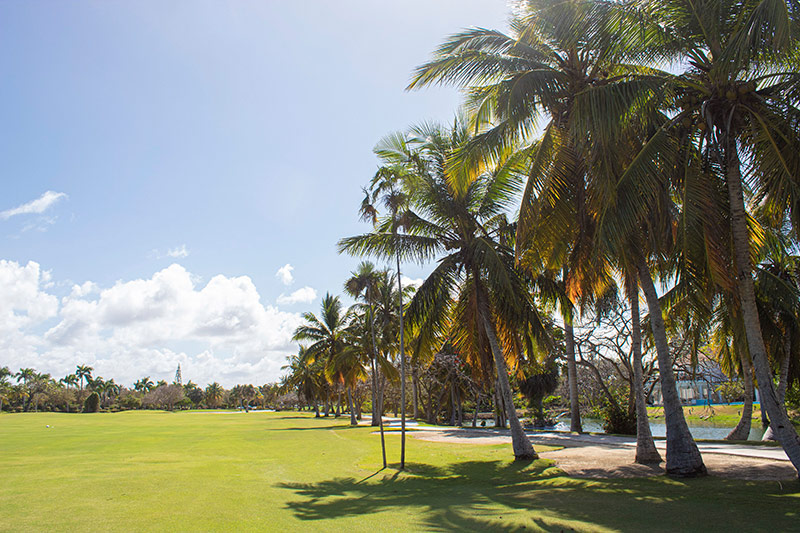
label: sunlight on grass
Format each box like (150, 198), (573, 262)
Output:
(1, 411), (798, 531)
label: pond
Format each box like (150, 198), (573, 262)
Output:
(464, 417), (766, 441)
(553, 418), (766, 441)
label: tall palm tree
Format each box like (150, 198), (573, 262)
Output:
(407, 0), (671, 465)
(358, 164), (412, 467)
(340, 120), (547, 460)
(76, 365), (93, 391)
(615, 0), (800, 473)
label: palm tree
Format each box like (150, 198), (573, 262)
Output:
(204, 382), (224, 409)
(406, 0), (670, 464)
(76, 365), (93, 391)
(60, 374), (78, 390)
(358, 165), (412, 467)
(614, 0), (800, 473)
(340, 120), (546, 460)
(293, 294), (360, 426)
(134, 377), (155, 393)
(344, 261), (384, 427)
(282, 349), (326, 417)
(0, 367), (11, 412)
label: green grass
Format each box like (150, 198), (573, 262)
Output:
(648, 404), (762, 426)
(1, 411), (798, 532)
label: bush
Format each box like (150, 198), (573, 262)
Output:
(83, 392), (100, 413)
(715, 381), (745, 403)
(602, 405), (636, 435)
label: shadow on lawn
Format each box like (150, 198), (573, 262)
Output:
(276, 459), (799, 531)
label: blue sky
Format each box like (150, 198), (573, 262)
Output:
(0, 1), (510, 386)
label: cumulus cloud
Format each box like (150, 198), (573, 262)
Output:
(276, 286), (317, 306)
(0, 262), (304, 387)
(401, 275), (424, 289)
(276, 263), (294, 285)
(166, 244), (189, 258)
(1, 191), (67, 220)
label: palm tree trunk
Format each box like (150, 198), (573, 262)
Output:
(637, 254), (706, 476)
(726, 142), (800, 475)
(347, 387), (357, 426)
(396, 254), (407, 469)
(727, 350), (754, 441)
(630, 283), (662, 464)
(412, 366), (419, 419)
(565, 317), (582, 433)
(763, 331), (792, 441)
(480, 311), (537, 460)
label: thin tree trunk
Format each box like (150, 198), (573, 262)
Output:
(347, 387), (357, 426)
(449, 383), (457, 426)
(727, 350), (753, 441)
(412, 366), (419, 420)
(565, 317), (583, 433)
(371, 359), (379, 426)
(472, 395), (480, 428)
(637, 254), (706, 476)
(480, 312), (537, 460)
(630, 282), (662, 464)
(726, 143), (800, 475)
(397, 254), (406, 469)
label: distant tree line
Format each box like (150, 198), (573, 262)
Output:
(0, 365), (290, 413)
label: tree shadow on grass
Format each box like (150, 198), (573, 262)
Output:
(277, 459), (800, 531)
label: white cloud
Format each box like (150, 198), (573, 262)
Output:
(1, 191), (67, 220)
(0, 261), (304, 387)
(401, 275), (424, 289)
(276, 286), (317, 306)
(166, 244), (189, 258)
(275, 263), (294, 285)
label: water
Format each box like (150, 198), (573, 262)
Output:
(554, 418), (766, 441)
(465, 417), (765, 441)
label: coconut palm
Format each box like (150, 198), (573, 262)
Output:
(344, 261), (384, 426)
(340, 119), (547, 460)
(608, 0), (800, 473)
(292, 293), (361, 426)
(282, 349), (326, 417)
(357, 163), (412, 467)
(407, 0), (672, 463)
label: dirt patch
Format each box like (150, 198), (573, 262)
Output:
(410, 429), (797, 481)
(540, 445), (797, 481)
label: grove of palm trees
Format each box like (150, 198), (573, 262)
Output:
(283, 0), (800, 480)
(4, 1), (800, 530)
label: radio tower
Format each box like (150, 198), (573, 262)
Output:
(174, 364), (182, 385)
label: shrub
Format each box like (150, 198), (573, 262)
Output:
(83, 392), (100, 413)
(601, 405), (636, 435)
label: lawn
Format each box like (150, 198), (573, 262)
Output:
(1, 411), (798, 532)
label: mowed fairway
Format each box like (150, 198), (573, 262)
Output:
(1, 411), (798, 532)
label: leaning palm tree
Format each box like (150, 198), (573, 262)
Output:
(407, 0), (666, 461)
(612, 0), (800, 473)
(340, 120), (547, 461)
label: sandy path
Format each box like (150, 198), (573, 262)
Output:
(410, 428), (798, 481)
